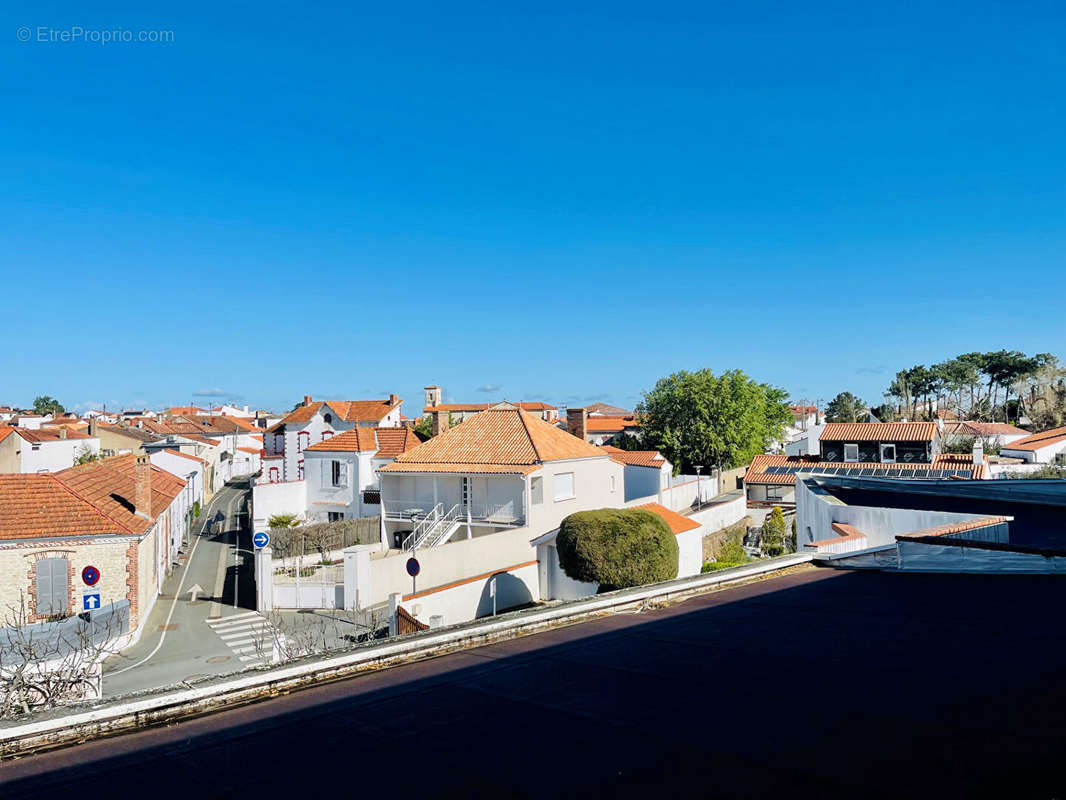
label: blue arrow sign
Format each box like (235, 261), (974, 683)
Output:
(82, 593), (101, 611)
(253, 531), (270, 549)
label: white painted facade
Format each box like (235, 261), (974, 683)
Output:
(17, 435), (100, 473)
(149, 450), (206, 509)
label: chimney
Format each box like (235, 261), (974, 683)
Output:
(973, 438), (984, 465)
(304, 395), (313, 407)
(936, 417), (944, 435)
(567, 407), (588, 442)
(89, 417), (98, 437)
(134, 455), (152, 520)
(424, 385), (441, 409)
(431, 409), (450, 437)
(389, 393), (399, 407)
(58, 426), (67, 439)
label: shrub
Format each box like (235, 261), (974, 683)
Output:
(762, 506), (786, 556)
(556, 508), (679, 590)
(702, 527), (750, 572)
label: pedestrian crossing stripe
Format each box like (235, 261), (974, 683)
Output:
(206, 613), (275, 663)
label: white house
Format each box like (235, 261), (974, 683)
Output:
(999, 425), (1066, 465)
(600, 446), (671, 502)
(0, 427), (100, 474)
(251, 426), (421, 530)
(262, 395), (404, 483)
(942, 421), (1031, 450)
(149, 448), (207, 512)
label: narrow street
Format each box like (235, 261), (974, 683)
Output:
(101, 478), (259, 696)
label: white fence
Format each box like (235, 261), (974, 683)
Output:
(273, 564), (344, 609)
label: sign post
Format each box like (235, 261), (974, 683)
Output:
(406, 556), (420, 594)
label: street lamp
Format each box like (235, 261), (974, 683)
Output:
(694, 466), (703, 511)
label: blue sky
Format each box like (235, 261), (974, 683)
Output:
(2, 1), (1064, 414)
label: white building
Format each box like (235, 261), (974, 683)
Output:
(149, 448), (207, 511)
(999, 425), (1066, 465)
(262, 395), (404, 483)
(942, 420), (1031, 450)
(0, 427), (100, 474)
(251, 426), (421, 529)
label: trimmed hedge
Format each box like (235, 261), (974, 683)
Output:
(556, 508), (679, 591)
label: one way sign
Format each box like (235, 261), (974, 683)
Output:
(82, 593), (101, 611)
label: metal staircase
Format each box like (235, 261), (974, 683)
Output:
(402, 504), (462, 550)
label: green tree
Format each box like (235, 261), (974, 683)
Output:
(73, 445), (99, 465)
(32, 396), (65, 416)
(556, 508), (679, 590)
(412, 416), (434, 441)
(762, 506), (786, 556)
(268, 513), (300, 529)
(636, 369), (791, 475)
(825, 392), (868, 423)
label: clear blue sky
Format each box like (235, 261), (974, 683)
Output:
(3, 1), (1064, 414)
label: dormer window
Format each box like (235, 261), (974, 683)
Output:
(323, 413), (333, 424)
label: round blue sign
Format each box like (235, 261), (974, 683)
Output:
(252, 531), (270, 549)
(82, 565), (100, 587)
(406, 557), (421, 577)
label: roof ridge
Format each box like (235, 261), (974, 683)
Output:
(516, 409), (541, 462)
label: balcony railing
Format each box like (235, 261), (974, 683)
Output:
(382, 498), (524, 526)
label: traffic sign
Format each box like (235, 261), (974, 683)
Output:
(81, 565), (100, 586)
(82, 593), (101, 611)
(406, 557), (421, 577)
(253, 531), (270, 549)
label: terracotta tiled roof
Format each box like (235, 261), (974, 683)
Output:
(585, 416), (639, 432)
(237, 446), (260, 454)
(306, 428), (378, 453)
(634, 503), (700, 535)
(163, 448), (207, 465)
(0, 455), (185, 541)
(791, 405), (817, 415)
(165, 406), (206, 416)
(808, 522), (869, 549)
(896, 516), (1009, 539)
(282, 399), (401, 425)
(17, 428), (91, 443)
(600, 446), (667, 469)
(944, 421), (1029, 437)
(380, 407), (604, 475)
(820, 423), (937, 442)
(422, 402), (556, 414)
(999, 425), (1066, 452)
(0, 428), (18, 444)
(372, 427), (422, 459)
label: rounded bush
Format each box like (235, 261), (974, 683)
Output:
(556, 508), (679, 590)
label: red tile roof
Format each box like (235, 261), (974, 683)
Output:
(944, 421), (1030, 437)
(306, 427), (379, 453)
(896, 516), (1009, 539)
(372, 427), (423, 459)
(634, 503), (700, 535)
(164, 448), (207, 465)
(600, 446), (667, 469)
(999, 425), (1066, 452)
(381, 407), (605, 475)
(820, 423), (937, 442)
(585, 416), (639, 432)
(0, 455), (185, 540)
(808, 522), (870, 549)
(281, 399), (401, 425)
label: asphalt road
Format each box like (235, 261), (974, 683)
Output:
(100, 479), (256, 695)
(5, 568), (1066, 799)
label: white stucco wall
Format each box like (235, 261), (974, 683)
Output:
(403, 562), (539, 626)
(251, 479), (308, 531)
(19, 436), (100, 473)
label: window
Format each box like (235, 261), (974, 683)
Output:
(35, 557), (69, 618)
(609, 475), (616, 493)
(268, 467), (279, 483)
(880, 443), (896, 463)
(327, 512), (344, 522)
(531, 476), (543, 504)
(297, 431), (309, 453)
(321, 430), (333, 441)
(297, 459), (305, 480)
(844, 444), (859, 462)
(553, 472), (575, 502)
(323, 413), (333, 424)
(331, 460), (347, 487)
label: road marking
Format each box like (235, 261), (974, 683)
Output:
(206, 612), (274, 663)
